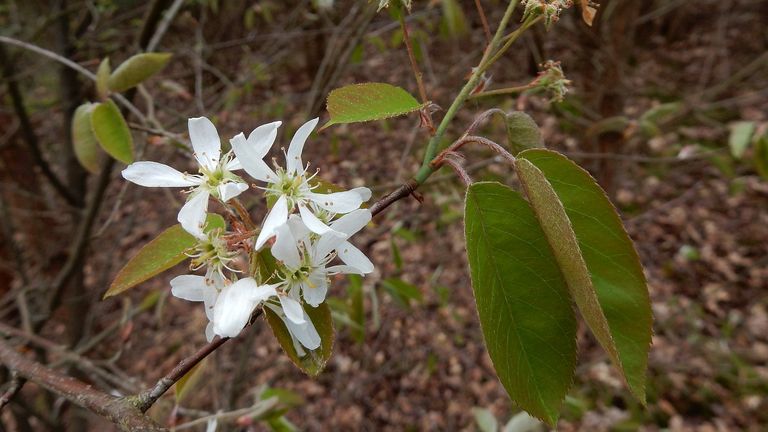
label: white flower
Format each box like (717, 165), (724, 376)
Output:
(270, 215), (366, 307)
(211, 277), (305, 338)
(230, 117), (372, 249)
(122, 117), (281, 238)
(170, 271), (224, 342)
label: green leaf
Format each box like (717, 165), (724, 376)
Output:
(322, 83), (424, 129)
(91, 99), (134, 164)
(96, 58), (111, 99)
(107, 52), (172, 92)
(465, 182), (577, 425)
(472, 407), (499, 432)
(728, 121), (756, 159)
(515, 156), (621, 401)
(105, 214), (225, 298)
(440, 0), (468, 37)
(519, 149), (652, 402)
(639, 102), (683, 125)
(264, 302), (334, 376)
(506, 111), (543, 155)
(71, 103), (102, 174)
(174, 358), (207, 404)
(754, 134), (768, 180)
(380, 278), (422, 309)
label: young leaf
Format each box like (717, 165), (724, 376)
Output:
(728, 121), (756, 159)
(519, 149), (652, 403)
(107, 52), (172, 92)
(91, 99), (134, 164)
(440, 0), (468, 37)
(322, 83), (424, 129)
(506, 111), (543, 155)
(96, 58), (111, 100)
(105, 215), (225, 298)
(71, 103), (102, 174)
(264, 302), (334, 376)
(465, 182), (577, 425)
(515, 157), (620, 399)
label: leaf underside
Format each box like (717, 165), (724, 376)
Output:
(465, 181), (577, 425)
(519, 149), (652, 403)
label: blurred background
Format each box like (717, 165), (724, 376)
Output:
(0, 0), (767, 430)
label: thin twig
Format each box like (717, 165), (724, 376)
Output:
(399, 12), (428, 104)
(0, 371), (23, 409)
(468, 83), (535, 100)
(474, 0), (492, 44)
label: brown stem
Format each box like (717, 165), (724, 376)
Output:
(0, 371), (23, 409)
(474, 0), (492, 43)
(399, 13), (428, 104)
(441, 157), (472, 186)
(0, 339), (163, 431)
(432, 135), (516, 168)
(369, 178), (419, 217)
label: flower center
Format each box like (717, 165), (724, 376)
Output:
(188, 228), (238, 276)
(265, 168), (311, 208)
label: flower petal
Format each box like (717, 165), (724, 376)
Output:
(170, 275), (207, 301)
(212, 278), (268, 338)
(285, 310), (321, 350)
(326, 264), (364, 275)
(247, 121), (282, 159)
(205, 322), (215, 342)
(217, 182), (248, 202)
(330, 209), (371, 236)
(298, 204), (338, 236)
(315, 230), (347, 259)
(189, 117), (221, 170)
(307, 189), (366, 214)
(122, 161), (200, 187)
(225, 157), (242, 171)
(337, 242), (374, 274)
(286, 118), (319, 174)
(351, 186), (372, 202)
(230, 132), (277, 182)
(302, 272), (328, 307)
(279, 295), (306, 324)
(254, 195), (289, 250)
(272, 223), (301, 269)
(178, 189), (209, 239)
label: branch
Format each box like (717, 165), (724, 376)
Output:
(0, 338), (163, 431)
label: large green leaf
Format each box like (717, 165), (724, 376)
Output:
(322, 83), (424, 129)
(515, 157), (620, 397)
(105, 215), (225, 298)
(107, 52), (172, 92)
(71, 103), (102, 174)
(465, 182), (577, 425)
(91, 99), (134, 164)
(519, 149), (652, 402)
(505, 111), (543, 155)
(264, 302), (334, 376)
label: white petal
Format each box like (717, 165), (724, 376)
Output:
(203, 284), (219, 320)
(205, 322), (215, 342)
(337, 242), (374, 274)
(315, 230), (347, 259)
(307, 190), (365, 214)
(206, 417), (218, 432)
(298, 204), (337, 236)
(279, 295), (306, 324)
(286, 214), (311, 244)
(302, 272), (328, 307)
(247, 121), (282, 159)
(122, 161), (200, 187)
(351, 186), (372, 202)
(254, 195), (289, 249)
(177, 190), (209, 239)
(189, 117), (221, 170)
(272, 224), (301, 269)
(170, 275), (207, 301)
(217, 182), (248, 202)
(230, 132), (277, 182)
(285, 310), (321, 350)
(330, 209), (371, 236)
(225, 157), (242, 171)
(286, 118), (318, 174)
(212, 278), (264, 338)
(326, 264), (364, 275)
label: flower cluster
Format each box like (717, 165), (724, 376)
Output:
(521, 0), (573, 28)
(122, 117), (373, 351)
